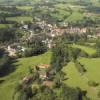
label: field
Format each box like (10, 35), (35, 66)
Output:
(62, 58), (100, 100)
(16, 6), (33, 10)
(6, 16), (33, 22)
(72, 44), (96, 55)
(62, 45), (100, 100)
(0, 24), (12, 28)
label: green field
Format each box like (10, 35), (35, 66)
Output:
(16, 6), (33, 10)
(72, 44), (96, 55)
(62, 58), (100, 100)
(0, 24), (12, 28)
(65, 11), (84, 22)
(6, 16), (33, 22)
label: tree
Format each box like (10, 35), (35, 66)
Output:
(70, 48), (81, 61)
(14, 84), (33, 100)
(50, 37), (70, 72)
(93, 39), (100, 57)
(24, 48), (33, 57)
(61, 84), (83, 100)
(0, 54), (11, 76)
(25, 35), (47, 57)
(0, 48), (5, 57)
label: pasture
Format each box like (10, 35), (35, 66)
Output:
(6, 16), (33, 22)
(0, 24), (12, 28)
(72, 44), (96, 55)
(62, 58), (100, 100)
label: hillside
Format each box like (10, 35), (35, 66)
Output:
(0, 0), (100, 100)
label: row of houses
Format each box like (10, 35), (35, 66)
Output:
(19, 20), (100, 50)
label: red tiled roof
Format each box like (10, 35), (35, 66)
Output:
(38, 64), (50, 68)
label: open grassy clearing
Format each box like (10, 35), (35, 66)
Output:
(62, 58), (100, 100)
(72, 44), (96, 55)
(0, 51), (51, 100)
(6, 16), (33, 22)
(16, 6), (33, 10)
(54, 3), (85, 22)
(65, 11), (84, 22)
(0, 24), (12, 28)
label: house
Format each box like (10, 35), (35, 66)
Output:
(7, 45), (16, 56)
(23, 25), (28, 30)
(38, 64), (50, 69)
(7, 44), (26, 56)
(42, 39), (53, 48)
(65, 27), (87, 34)
(21, 76), (33, 84)
(37, 64), (50, 80)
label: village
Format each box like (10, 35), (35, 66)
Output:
(2, 19), (99, 57)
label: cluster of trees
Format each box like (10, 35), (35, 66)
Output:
(25, 36), (47, 56)
(14, 80), (88, 100)
(74, 60), (86, 75)
(95, 39), (100, 57)
(50, 36), (88, 72)
(88, 80), (99, 87)
(91, 39), (100, 58)
(50, 37), (70, 72)
(68, 17), (97, 27)
(0, 6), (27, 17)
(17, 35), (48, 57)
(0, 48), (14, 77)
(62, 33), (88, 43)
(0, 54), (10, 76)
(0, 28), (21, 43)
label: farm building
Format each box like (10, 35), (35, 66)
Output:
(36, 64), (50, 80)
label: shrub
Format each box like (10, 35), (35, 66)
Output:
(97, 90), (100, 98)
(74, 61), (86, 75)
(80, 51), (88, 57)
(24, 48), (33, 57)
(88, 80), (99, 87)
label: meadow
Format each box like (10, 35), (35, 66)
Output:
(6, 16), (33, 22)
(72, 44), (96, 55)
(0, 24), (12, 28)
(62, 58), (100, 100)
(16, 6), (33, 11)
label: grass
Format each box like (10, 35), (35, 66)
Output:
(0, 51), (51, 100)
(0, 24), (12, 28)
(72, 44), (96, 55)
(6, 16), (33, 22)
(53, 3), (85, 22)
(62, 58), (100, 100)
(65, 11), (84, 22)
(16, 6), (33, 10)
